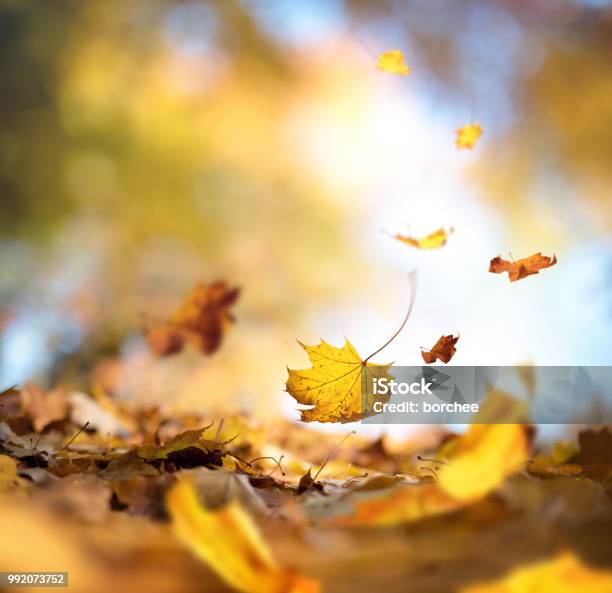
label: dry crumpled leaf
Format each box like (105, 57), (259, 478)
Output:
(286, 339), (392, 423)
(489, 252), (557, 282)
(147, 281), (240, 356)
(167, 479), (319, 593)
(390, 227), (453, 250)
(330, 424), (528, 526)
(455, 123), (483, 149)
(377, 50), (410, 75)
(421, 334), (459, 364)
(102, 450), (160, 481)
(136, 428), (225, 469)
(460, 551), (612, 593)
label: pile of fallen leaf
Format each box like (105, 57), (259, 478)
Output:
(2, 376), (612, 593)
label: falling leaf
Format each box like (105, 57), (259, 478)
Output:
(421, 334), (459, 364)
(147, 281), (240, 356)
(331, 424), (528, 526)
(287, 273), (417, 423)
(460, 551), (612, 593)
(390, 227), (453, 250)
(167, 479), (319, 593)
(377, 50), (410, 75)
(286, 339), (392, 423)
(489, 253), (557, 282)
(455, 123), (483, 149)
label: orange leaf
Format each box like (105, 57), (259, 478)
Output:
(421, 334), (459, 364)
(489, 253), (557, 283)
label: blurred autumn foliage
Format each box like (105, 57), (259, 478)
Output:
(2, 0), (612, 406)
(2, 2), (612, 592)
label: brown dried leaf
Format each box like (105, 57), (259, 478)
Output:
(489, 252), (557, 282)
(147, 281), (240, 357)
(421, 334), (459, 364)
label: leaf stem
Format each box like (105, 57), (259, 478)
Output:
(364, 270), (417, 363)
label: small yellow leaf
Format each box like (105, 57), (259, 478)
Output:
(391, 227), (453, 250)
(286, 339), (392, 423)
(460, 551), (612, 593)
(167, 479), (319, 593)
(455, 123), (483, 149)
(377, 50), (411, 75)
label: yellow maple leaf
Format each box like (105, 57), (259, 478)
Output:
(460, 551), (612, 593)
(455, 123), (483, 149)
(377, 49), (411, 75)
(286, 272), (416, 423)
(286, 339), (392, 423)
(167, 479), (319, 593)
(390, 226), (453, 250)
(330, 424), (528, 526)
